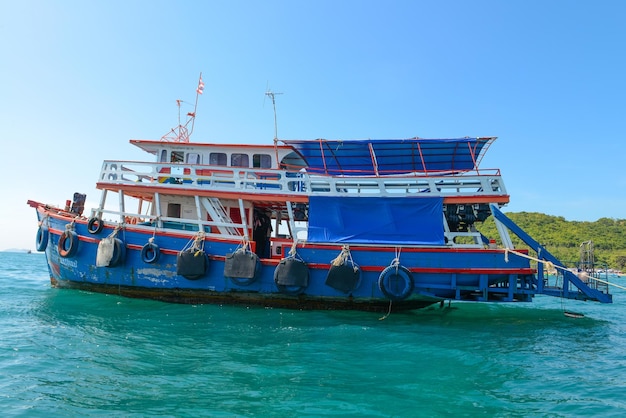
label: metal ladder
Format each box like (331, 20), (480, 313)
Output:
(200, 197), (239, 236)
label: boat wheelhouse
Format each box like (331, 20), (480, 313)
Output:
(28, 87), (612, 312)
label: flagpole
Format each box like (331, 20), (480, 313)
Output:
(189, 72), (203, 138)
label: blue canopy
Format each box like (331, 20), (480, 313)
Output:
(307, 196), (444, 245)
(281, 137), (495, 176)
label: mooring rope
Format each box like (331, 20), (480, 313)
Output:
(504, 248), (626, 291)
(378, 247), (404, 321)
(379, 300), (393, 321)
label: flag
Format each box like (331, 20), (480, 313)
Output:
(196, 77), (205, 95)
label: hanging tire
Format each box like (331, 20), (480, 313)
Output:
(325, 262), (361, 293)
(58, 230), (79, 258)
(177, 249), (209, 280)
(87, 217), (104, 234)
(35, 226), (49, 252)
(378, 264), (414, 301)
(274, 258), (309, 295)
(141, 241), (160, 264)
(224, 250), (260, 286)
(107, 238), (126, 267)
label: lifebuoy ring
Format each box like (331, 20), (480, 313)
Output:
(141, 242), (160, 264)
(378, 264), (414, 301)
(58, 230), (79, 258)
(107, 238), (126, 267)
(87, 217), (104, 234)
(36, 226), (49, 252)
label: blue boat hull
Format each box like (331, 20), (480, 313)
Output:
(37, 210), (537, 312)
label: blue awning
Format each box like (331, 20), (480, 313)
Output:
(307, 196), (444, 245)
(281, 137), (496, 176)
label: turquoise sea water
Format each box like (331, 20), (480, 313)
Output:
(2, 252), (626, 417)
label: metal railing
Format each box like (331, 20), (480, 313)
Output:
(98, 160), (509, 199)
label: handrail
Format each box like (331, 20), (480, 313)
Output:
(97, 160), (509, 199)
(489, 204), (612, 303)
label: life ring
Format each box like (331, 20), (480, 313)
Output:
(35, 226), (49, 252)
(378, 264), (414, 301)
(108, 238), (126, 267)
(87, 217), (104, 234)
(141, 241), (160, 264)
(58, 230), (79, 258)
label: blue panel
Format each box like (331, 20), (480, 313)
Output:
(282, 137), (495, 176)
(308, 196), (444, 245)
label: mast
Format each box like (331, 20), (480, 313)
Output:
(265, 89), (282, 141)
(160, 73), (203, 142)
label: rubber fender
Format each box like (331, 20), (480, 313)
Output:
(378, 264), (414, 301)
(58, 230), (79, 258)
(36, 226), (49, 252)
(87, 217), (104, 234)
(107, 238), (126, 267)
(140, 241), (160, 264)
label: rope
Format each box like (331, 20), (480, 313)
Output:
(105, 225), (121, 239)
(236, 237), (252, 253)
(288, 240), (298, 258)
(331, 245), (350, 266)
(504, 248), (626, 291)
(588, 276), (626, 291)
(181, 231), (206, 255)
(379, 300), (393, 321)
(388, 247), (402, 270)
(38, 214), (49, 228)
(151, 216), (160, 240)
(377, 247), (404, 320)
(65, 218), (77, 231)
(192, 231), (205, 253)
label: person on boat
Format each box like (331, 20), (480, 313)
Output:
(253, 209), (272, 258)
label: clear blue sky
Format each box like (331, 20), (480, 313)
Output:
(1, 0), (625, 251)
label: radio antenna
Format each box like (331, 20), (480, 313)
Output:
(265, 89), (282, 140)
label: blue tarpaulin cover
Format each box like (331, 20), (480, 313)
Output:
(281, 137), (495, 176)
(307, 196), (444, 245)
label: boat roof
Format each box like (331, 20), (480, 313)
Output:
(280, 137), (496, 176)
(129, 139), (291, 154)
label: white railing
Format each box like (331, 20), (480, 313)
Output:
(98, 160), (508, 199)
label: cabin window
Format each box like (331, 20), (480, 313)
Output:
(231, 153), (249, 167)
(210, 152), (227, 166)
(167, 203), (181, 218)
(171, 151), (184, 163)
(159, 150), (168, 163)
(253, 154), (272, 168)
(186, 153), (201, 164)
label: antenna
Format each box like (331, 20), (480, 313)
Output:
(160, 72), (203, 142)
(265, 89), (282, 140)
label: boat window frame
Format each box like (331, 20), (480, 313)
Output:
(209, 152), (227, 166)
(186, 152), (201, 164)
(231, 153), (249, 168)
(253, 153), (272, 168)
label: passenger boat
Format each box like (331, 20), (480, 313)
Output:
(27, 81), (612, 312)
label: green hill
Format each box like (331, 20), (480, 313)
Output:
(478, 212), (626, 270)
